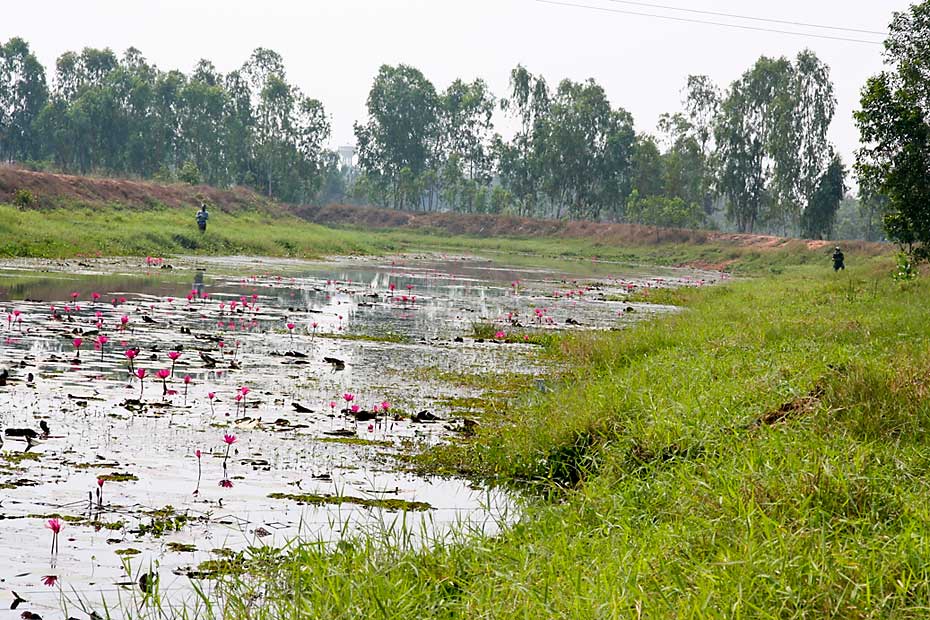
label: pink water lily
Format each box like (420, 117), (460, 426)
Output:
(47, 517), (62, 554)
(136, 368), (146, 399)
(168, 351), (182, 376)
(222, 434), (237, 478)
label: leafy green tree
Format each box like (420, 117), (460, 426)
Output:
(497, 65), (549, 216)
(354, 64), (439, 209)
(533, 78), (635, 220)
(769, 50), (836, 232)
(855, 1), (930, 260)
(657, 113), (704, 209)
(714, 52), (836, 233)
(800, 154), (845, 239)
(439, 78), (495, 183)
(630, 134), (665, 199)
(0, 38), (48, 161)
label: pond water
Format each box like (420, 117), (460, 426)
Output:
(0, 254), (723, 617)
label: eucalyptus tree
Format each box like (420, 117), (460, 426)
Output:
(497, 65), (549, 216)
(0, 38), (47, 162)
(181, 61), (231, 185)
(799, 153), (845, 240)
(714, 52), (837, 233)
(354, 64), (440, 209)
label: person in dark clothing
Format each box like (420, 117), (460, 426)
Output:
(832, 246), (845, 271)
(196, 203), (209, 233)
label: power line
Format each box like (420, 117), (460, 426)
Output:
(535, 0), (886, 46)
(602, 0), (888, 36)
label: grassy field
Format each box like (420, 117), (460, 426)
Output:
(122, 254), (928, 620)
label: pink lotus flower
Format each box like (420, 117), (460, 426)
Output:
(136, 368), (147, 400)
(219, 479), (233, 488)
(494, 331), (506, 339)
(42, 575), (58, 587)
(381, 401), (391, 412)
(47, 517), (62, 554)
(184, 375), (192, 385)
(224, 433), (237, 445)
(156, 369), (170, 379)
(195, 449), (202, 459)
(350, 404), (360, 413)
(343, 393), (355, 403)
(239, 386), (250, 396)
(168, 351), (181, 361)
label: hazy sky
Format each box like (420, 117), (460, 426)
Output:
(1, 0), (907, 174)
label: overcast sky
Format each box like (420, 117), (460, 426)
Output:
(1, 0), (907, 175)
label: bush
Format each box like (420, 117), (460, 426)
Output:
(12, 189), (37, 208)
(179, 160), (201, 185)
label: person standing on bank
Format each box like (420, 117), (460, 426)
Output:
(832, 246), (845, 271)
(196, 203), (209, 233)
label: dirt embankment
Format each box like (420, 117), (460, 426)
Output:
(296, 203), (887, 258)
(1, 165), (887, 259)
(0, 165), (281, 214)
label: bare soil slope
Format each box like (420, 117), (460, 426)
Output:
(0, 165), (280, 214)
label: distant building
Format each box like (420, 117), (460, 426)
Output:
(337, 145), (356, 169)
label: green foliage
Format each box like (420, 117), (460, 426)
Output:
(892, 251), (917, 281)
(2, 40), (330, 203)
(178, 160), (201, 185)
(626, 191), (704, 229)
(800, 153), (846, 239)
(11, 188), (36, 207)
(855, 2), (930, 261)
(715, 51), (837, 233)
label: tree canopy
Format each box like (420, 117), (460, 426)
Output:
(855, 1), (930, 259)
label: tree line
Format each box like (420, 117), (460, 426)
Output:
(1, 37), (861, 237)
(0, 40), (329, 203)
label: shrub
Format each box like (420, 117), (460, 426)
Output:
(12, 189), (37, 208)
(179, 160), (201, 185)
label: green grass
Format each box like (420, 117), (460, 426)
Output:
(1, 202), (885, 276)
(148, 257), (930, 619)
(0, 203), (398, 259)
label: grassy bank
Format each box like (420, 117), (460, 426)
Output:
(1, 201), (886, 276)
(0, 204), (399, 258)
(139, 256), (930, 619)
